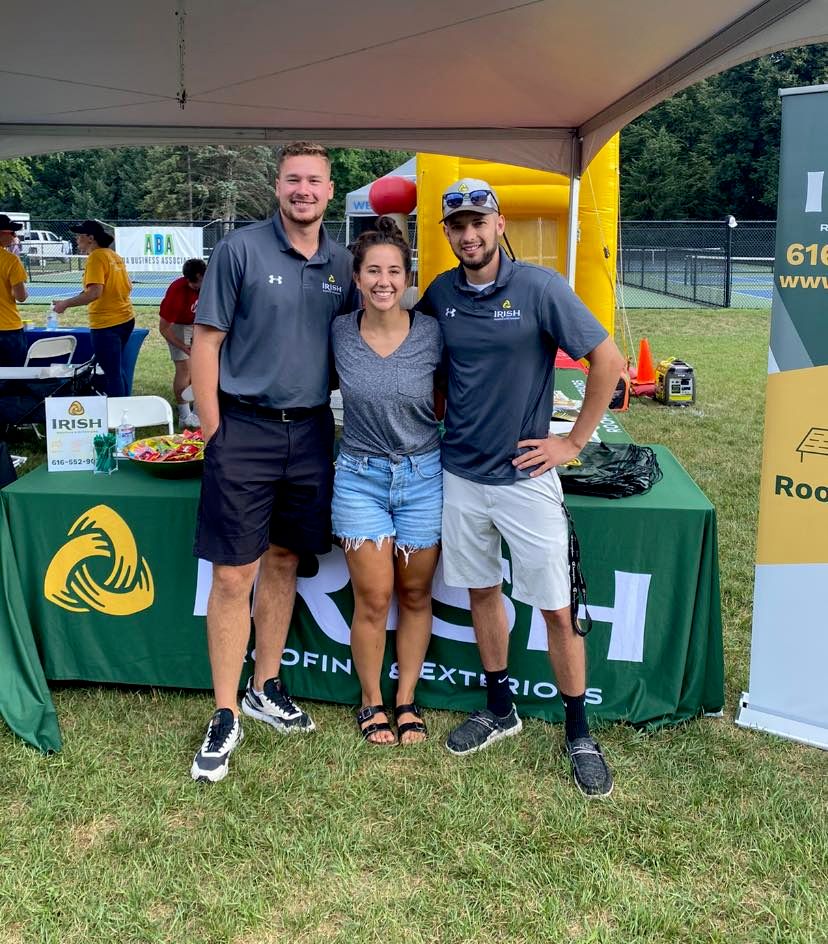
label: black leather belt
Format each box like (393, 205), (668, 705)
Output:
(220, 394), (328, 423)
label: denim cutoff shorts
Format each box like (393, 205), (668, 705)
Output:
(332, 447), (442, 552)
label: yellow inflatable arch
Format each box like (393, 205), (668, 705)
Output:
(415, 137), (619, 334)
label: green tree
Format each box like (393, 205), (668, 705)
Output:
(141, 146), (279, 221)
(16, 144), (412, 223)
(20, 149), (151, 220)
(328, 148), (413, 217)
(621, 44), (828, 219)
(0, 159), (33, 205)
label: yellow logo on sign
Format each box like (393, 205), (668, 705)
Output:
(68, 401), (85, 416)
(44, 505), (154, 615)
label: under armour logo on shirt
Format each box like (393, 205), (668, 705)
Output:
(445, 307), (456, 317)
(269, 275), (283, 285)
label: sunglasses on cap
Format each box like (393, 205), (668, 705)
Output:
(442, 189), (499, 211)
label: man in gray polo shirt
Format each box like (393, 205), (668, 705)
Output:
(419, 178), (624, 797)
(189, 142), (357, 783)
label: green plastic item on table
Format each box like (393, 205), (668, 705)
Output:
(93, 432), (117, 475)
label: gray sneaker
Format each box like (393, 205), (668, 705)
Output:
(445, 707), (522, 756)
(191, 708), (244, 783)
(241, 677), (315, 733)
(565, 736), (614, 797)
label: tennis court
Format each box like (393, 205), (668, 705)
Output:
(617, 247), (773, 308)
(21, 256), (182, 306)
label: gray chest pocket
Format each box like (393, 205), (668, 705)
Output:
(396, 367), (432, 399)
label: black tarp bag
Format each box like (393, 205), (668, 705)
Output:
(558, 442), (663, 499)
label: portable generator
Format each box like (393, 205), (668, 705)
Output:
(654, 357), (696, 406)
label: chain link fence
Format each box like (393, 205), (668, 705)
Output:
(617, 220), (775, 308)
(16, 218), (373, 305)
(18, 217), (418, 305)
(18, 216), (772, 309)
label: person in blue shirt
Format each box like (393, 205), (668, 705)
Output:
(189, 142), (357, 783)
(419, 179), (625, 797)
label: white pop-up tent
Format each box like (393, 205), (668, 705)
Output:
(2, 0), (827, 279)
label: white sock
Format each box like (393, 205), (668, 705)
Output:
(177, 403), (189, 421)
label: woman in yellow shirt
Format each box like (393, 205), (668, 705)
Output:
(53, 219), (134, 396)
(0, 214), (29, 367)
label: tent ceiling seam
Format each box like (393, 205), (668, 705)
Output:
(0, 124), (576, 142)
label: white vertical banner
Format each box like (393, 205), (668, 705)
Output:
(737, 86), (828, 749)
(114, 226), (204, 273)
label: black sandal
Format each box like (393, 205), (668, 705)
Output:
(356, 705), (396, 744)
(394, 703), (428, 742)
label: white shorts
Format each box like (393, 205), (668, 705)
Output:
(441, 468), (570, 611)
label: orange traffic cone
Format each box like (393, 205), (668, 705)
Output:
(635, 338), (655, 385)
(631, 338), (656, 397)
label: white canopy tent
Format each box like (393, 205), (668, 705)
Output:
(2, 0), (826, 279)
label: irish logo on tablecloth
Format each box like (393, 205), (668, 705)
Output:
(44, 505), (154, 615)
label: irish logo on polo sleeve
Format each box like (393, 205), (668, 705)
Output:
(44, 505), (154, 615)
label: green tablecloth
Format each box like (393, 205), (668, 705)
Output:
(0, 439), (723, 753)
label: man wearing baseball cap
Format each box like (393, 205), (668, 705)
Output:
(418, 178), (625, 797)
(0, 214), (29, 367)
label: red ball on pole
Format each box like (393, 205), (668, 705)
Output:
(368, 176), (417, 216)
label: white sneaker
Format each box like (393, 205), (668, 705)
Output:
(191, 708), (244, 782)
(241, 677), (315, 733)
(183, 410), (201, 430)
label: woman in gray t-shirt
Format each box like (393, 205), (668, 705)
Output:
(332, 217), (443, 746)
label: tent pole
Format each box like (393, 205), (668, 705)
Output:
(565, 134), (582, 288)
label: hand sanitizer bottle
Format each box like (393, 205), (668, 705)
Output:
(46, 304), (58, 330)
(115, 410), (135, 455)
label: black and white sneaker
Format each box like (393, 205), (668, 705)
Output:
(445, 707), (522, 756)
(241, 677), (316, 733)
(565, 736), (614, 797)
(191, 708), (244, 783)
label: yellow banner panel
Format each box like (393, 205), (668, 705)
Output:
(756, 364), (828, 564)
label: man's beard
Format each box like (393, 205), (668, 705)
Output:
(460, 243), (498, 270)
(281, 201), (324, 225)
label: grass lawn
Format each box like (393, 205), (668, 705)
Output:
(1, 306), (826, 944)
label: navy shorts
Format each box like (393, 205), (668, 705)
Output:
(194, 403), (335, 566)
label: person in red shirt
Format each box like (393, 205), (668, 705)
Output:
(159, 258), (206, 428)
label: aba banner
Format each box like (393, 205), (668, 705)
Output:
(113, 226), (204, 272)
(738, 87), (828, 749)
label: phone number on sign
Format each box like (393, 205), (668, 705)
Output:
(50, 457), (92, 467)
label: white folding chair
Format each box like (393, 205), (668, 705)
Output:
(23, 335), (77, 366)
(107, 395), (175, 435)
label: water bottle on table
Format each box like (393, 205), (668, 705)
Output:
(115, 410), (135, 457)
(46, 303), (58, 330)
